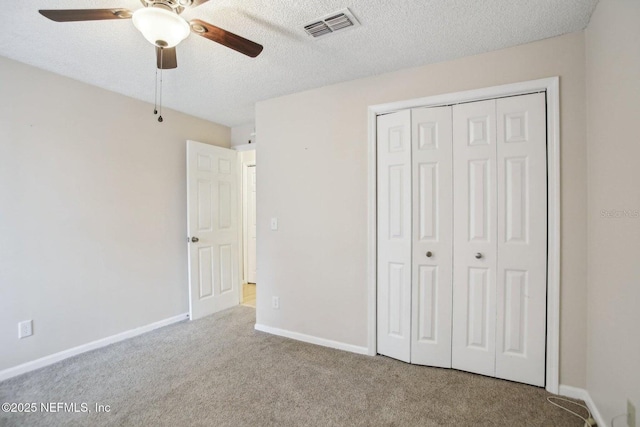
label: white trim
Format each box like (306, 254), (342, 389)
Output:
(368, 78), (557, 115)
(232, 143), (257, 152)
(367, 102), (378, 356)
(236, 152), (246, 304)
(241, 162), (250, 285)
(366, 77), (561, 393)
(0, 313), (188, 382)
(254, 324), (369, 355)
(545, 77), (561, 394)
(242, 162), (257, 286)
(558, 385), (607, 427)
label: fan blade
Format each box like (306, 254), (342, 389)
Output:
(189, 19), (263, 58)
(156, 47), (178, 70)
(39, 9), (133, 22)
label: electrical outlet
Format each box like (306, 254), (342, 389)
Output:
(628, 399), (636, 427)
(272, 296), (280, 309)
(18, 320), (33, 339)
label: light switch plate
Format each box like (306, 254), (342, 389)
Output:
(270, 217), (278, 230)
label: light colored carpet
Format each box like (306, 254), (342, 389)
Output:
(0, 306), (583, 426)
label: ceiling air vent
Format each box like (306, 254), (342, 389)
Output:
(304, 8), (360, 38)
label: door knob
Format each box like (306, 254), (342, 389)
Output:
(191, 237), (199, 243)
(475, 252), (482, 259)
(426, 251), (433, 258)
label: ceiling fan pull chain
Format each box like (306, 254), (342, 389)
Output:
(153, 67), (158, 115)
(153, 66), (158, 116)
(158, 48), (164, 123)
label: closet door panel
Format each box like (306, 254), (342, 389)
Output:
(451, 99), (498, 377)
(411, 106), (453, 368)
(377, 110), (412, 363)
(495, 93), (547, 386)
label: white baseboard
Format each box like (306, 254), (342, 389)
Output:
(254, 323), (369, 355)
(0, 313), (189, 382)
(558, 385), (607, 427)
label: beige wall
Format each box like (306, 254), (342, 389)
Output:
(256, 32), (588, 387)
(586, 0), (640, 422)
(0, 56), (230, 371)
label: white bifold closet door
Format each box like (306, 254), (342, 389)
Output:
(377, 110), (412, 363)
(377, 106), (456, 367)
(495, 93), (547, 386)
(451, 93), (547, 386)
(377, 92), (547, 387)
(410, 106), (454, 368)
(451, 99), (499, 377)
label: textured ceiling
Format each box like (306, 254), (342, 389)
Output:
(0, 0), (598, 127)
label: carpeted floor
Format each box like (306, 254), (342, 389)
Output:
(0, 306), (582, 426)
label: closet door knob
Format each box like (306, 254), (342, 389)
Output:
(475, 252), (482, 259)
(426, 251), (433, 258)
(191, 237), (199, 243)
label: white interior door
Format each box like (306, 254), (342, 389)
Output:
(410, 106), (454, 368)
(246, 165), (257, 284)
(377, 110), (412, 363)
(495, 93), (547, 386)
(187, 141), (240, 320)
(451, 99), (498, 377)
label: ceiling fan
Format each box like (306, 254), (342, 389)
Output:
(39, 0), (264, 70)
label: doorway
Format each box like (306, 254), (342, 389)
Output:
(239, 149), (257, 308)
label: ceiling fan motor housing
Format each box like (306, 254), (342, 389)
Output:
(140, 0), (190, 15)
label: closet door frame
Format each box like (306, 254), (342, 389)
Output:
(366, 77), (561, 394)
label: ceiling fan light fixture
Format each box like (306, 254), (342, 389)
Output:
(132, 7), (190, 48)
